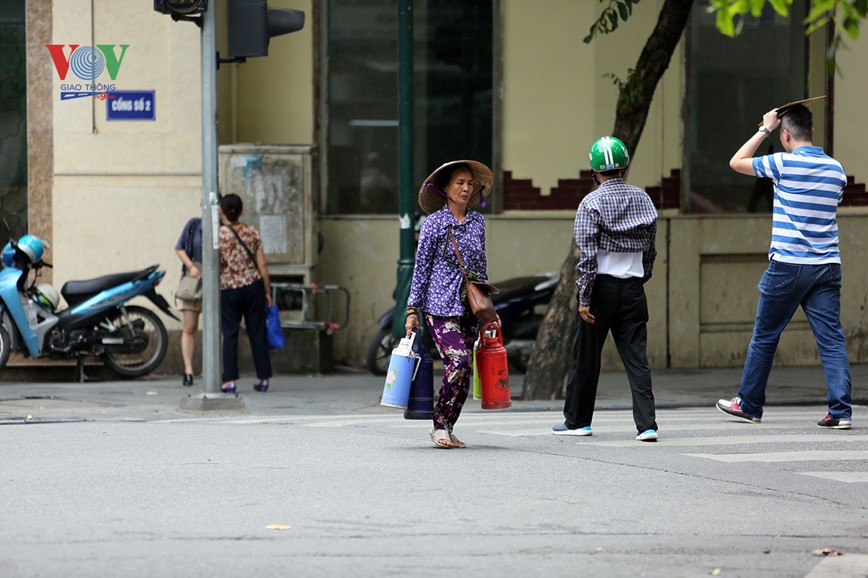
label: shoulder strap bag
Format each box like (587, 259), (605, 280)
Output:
(449, 227), (499, 323)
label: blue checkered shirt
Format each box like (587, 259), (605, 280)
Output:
(574, 177), (658, 307)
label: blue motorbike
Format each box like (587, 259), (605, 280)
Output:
(0, 234), (178, 377)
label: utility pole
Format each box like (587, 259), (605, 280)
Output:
(393, 0), (415, 340)
(199, 0), (222, 397)
(157, 0), (303, 408)
(180, 0), (242, 412)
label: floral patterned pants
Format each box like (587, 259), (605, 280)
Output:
(425, 311), (479, 432)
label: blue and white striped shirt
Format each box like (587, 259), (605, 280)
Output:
(753, 146), (846, 265)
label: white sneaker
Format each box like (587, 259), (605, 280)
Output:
(552, 423), (592, 436)
(636, 429), (658, 442)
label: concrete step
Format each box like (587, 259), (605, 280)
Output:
(2, 354), (117, 383)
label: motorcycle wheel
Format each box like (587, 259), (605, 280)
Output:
(103, 305), (168, 378)
(0, 322), (10, 369)
(365, 327), (395, 376)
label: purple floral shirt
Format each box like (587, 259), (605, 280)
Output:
(407, 206), (488, 317)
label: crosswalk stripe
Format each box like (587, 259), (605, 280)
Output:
(800, 472), (868, 483)
(162, 410), (840, 429)
(590, 434), (868, 448)
(155, 406), (867, 483)
(160, 407), (848, 430)
(687, 450), (868, 463)
(475, 422), (827, 437)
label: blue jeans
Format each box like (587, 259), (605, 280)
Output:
(738, 260), (851, 420)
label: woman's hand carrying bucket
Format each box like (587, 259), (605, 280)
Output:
(380, 331), (419, 409)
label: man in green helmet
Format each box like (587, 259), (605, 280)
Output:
(552, 136), (660, 442)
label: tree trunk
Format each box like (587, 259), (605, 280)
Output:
(521, 0), (695, 400)
(614, 0), (695, 156)
(520, 238), (579, 400)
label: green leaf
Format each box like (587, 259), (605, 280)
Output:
(805, 0), (838, 35)
(805, 4), (833, 27)
(766, 0), (793, 17)
(806, 18), (830, 35)
(749, 0), (767, 17)
(843, 17), (861, 39)
(716, 7), (736, 37)
(812, 0), (838, 11)
(825, 35), (839, 76)
(617, 1), (630, 21)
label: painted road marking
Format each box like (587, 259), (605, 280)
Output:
(686, 450), (868, 462)
(799, 472), (868, 483)
(589, 434), (868, 448)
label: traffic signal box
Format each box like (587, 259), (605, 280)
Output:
(154, 0), (305, 59)
(227, 0), (305, 58)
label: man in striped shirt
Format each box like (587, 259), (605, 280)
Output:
(552, 136), (660, 442)
(717, 104), (852, 429)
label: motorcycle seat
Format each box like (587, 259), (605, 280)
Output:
(491, 275), (551, 303)
(61, 266), (157, 307)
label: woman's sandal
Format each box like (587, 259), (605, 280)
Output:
(448, 433), (466, 449)
(429, 428), (453, 448)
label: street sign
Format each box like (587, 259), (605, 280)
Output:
(106, 90), (156, 121)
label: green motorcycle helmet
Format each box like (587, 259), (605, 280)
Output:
(588, 136), (630, 172)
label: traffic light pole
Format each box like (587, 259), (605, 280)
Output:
(393, 0), (415, 341)
(181, 0), (236, 411)
(170, 0), (300, 410)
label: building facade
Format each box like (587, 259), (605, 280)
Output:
(6, 0), (868, 372)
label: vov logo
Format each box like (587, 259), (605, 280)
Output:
(46, 44), (130, 100)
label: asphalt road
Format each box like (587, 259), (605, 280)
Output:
(0, 369), (866, 578)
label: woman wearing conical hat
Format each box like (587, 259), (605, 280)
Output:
(405, 160), (497, 449)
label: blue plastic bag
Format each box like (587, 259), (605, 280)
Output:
(266, 304), (284, 350)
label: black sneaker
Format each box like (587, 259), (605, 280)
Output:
(816, 413), (852, 430)
(716, 397), (761, 423)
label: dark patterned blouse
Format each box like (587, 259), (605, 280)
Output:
(219, 223), (263, 291)
(407, 206), (488, 317)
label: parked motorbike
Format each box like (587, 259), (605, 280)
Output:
(366, 272), (560, 376)
(0, 234), (178, 377)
